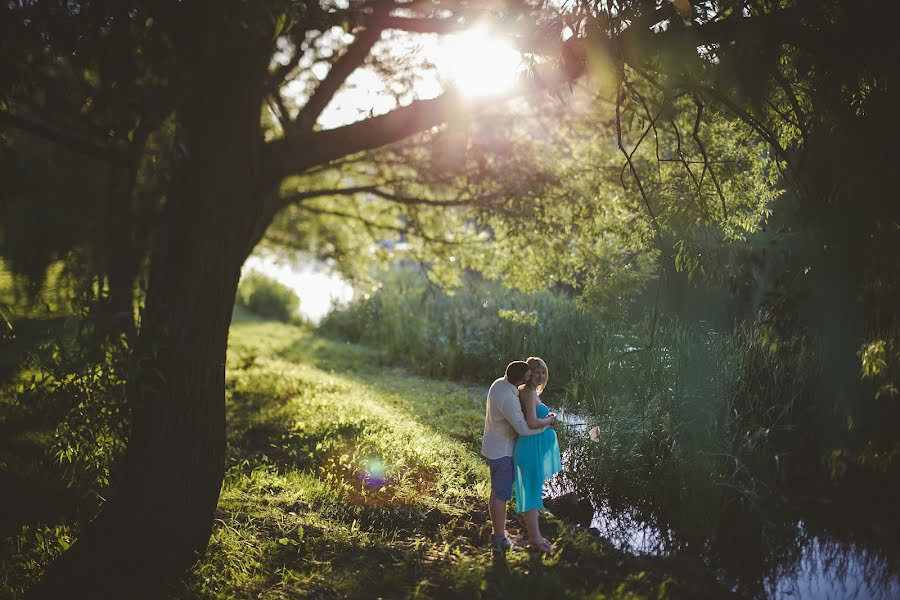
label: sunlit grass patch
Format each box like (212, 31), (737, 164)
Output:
(170, 314), (728, 599)
(175, 315), (499, 597)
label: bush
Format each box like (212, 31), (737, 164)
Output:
(319, 267), (617, 391)
(237, 271), (300, 323)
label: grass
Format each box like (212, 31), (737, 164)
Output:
(0, 304), (731, 599)
(170, 306), (728, 599)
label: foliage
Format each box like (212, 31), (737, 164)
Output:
(236, 270), (301, 324)
(559, 0), (900, 404)
(0, 283), (131, 595)
(1, 302), (131, 496)
(859, 334), (900, 401)
(320, 266), (621, 390)
(265, 84), (782, 316)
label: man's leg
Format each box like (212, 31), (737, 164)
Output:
(489, 488), (507, 538)
(488, 456), (514, 550)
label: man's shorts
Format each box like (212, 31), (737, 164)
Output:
(488, 456), (514, 501)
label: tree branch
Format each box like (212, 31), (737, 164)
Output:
(295, 204), (406, 232)
(0, 111), (134, 167)
(617, 83), (662, 190)
(669, 117), (711, 221)
(771, 68), (808, 142)
(294, 3), (391, 131)
(265, 91), (466, 180)
(615, 85), (660, 238)
(690, 97), (728, 220)
(693, 83), (806, 199)
(292, 204), (475, 246)
(377, 15), (468, 35)
(621, 7), (824, 62)
(277, 183), (475, 212)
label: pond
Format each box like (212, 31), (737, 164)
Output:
(550, 410), (900, 600)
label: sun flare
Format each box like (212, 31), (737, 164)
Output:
(432, 26), (523, 98)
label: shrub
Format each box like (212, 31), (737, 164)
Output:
(319, 267), (619, 391)
(237, 271), (300, 323)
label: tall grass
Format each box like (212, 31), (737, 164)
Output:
(320, 268), (617, 394)
(562, 318), (812, 543)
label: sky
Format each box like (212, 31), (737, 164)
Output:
(312, 24), (524, 129)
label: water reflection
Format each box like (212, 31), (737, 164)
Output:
(549, 409), (900, 599)
(766, 526), (900, 600)
(589, 504), (667, 555)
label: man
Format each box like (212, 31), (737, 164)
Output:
(481, 360), (558, 551)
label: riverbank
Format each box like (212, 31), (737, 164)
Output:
(0, 309), (733, 598)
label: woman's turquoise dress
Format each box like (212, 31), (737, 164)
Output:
(513, 402), (562, 512)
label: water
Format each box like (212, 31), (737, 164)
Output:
(769, 533), (900, 600)
(242, 254), (353, 323)
(549, 409), (900, 600)
(583, 505), (900, 600)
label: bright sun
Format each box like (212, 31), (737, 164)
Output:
(431, 26), (523, 98)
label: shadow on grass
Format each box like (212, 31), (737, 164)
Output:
(0, 426), (80, 541)
(0, 362), (87, 542)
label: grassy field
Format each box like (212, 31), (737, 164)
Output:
(172, 308), (727, 599)
(1, 306), (731, 599)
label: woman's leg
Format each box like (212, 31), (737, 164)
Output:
(524, 508), (553, 552)
(523, 508), (540, 542)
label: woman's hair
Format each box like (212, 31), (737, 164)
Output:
(525, 356), (549, 394)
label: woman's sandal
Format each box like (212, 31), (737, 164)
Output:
(526, 539), (554, 553)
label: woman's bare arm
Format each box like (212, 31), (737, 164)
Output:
(520, 387), (554, 429)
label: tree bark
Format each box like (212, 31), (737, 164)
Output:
(28, 35), (270, 600)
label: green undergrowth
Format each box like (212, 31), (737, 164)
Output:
(171, 308), (728, 599)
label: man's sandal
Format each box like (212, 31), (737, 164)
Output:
(491, 534), (512, 552)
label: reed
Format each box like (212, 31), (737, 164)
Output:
(320, 268), (610, 394)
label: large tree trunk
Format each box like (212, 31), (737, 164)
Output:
(28, 33), (271, 600)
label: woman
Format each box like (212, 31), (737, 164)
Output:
(513, 356), (562, 552)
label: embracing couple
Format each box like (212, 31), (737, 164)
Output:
(481, 356), (562, 553)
